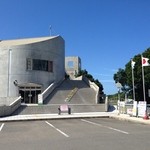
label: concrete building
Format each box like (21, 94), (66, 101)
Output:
(0, 35), (65, 103)
(65, 56), (81, 79)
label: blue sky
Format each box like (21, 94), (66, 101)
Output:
(1, 0), (150, 95)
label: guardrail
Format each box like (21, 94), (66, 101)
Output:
(82, 76), (99, 104)
(38, 82), (55, 104)
(0, 96), (21, 117)
(38, 79), (64, 104)
(65, 87), (78, 102)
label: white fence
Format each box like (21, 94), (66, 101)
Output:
(118, 101), (150, 117)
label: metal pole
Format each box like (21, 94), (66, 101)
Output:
(49, 25), (52, 36)
(131, 60), (135, 101)
(142, 56), (146, 101)
(7, 49), (12, 97)
(118, 88), (120, 101)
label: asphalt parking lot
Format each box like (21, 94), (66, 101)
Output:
(0, 118), (150, 150)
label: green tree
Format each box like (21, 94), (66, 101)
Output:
(113, 48), (150, 103)
(113, 68), (127, 87)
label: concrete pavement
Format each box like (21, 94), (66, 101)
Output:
(0, 110), (150, 125)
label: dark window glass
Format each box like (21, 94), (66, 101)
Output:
(32, 59), (48, 71)
(27, 58), (53, 72)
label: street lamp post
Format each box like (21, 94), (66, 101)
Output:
(116, 82), (122, 110)
(116, 82), (122, 101)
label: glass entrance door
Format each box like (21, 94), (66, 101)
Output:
(19, 89), (41, 104)
(18, 83), (42, 104)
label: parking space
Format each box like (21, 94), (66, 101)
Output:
(0, 119), (150, 150)
(0, 123), (4, 132)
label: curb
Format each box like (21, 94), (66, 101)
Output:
(0, 112), (109, 122)
(110, 114), (150, 125)
(1, 112), (150, 125)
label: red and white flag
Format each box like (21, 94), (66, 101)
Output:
(142, 57), (150, 67)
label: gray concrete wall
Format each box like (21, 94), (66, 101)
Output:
(65, 56), (81, 78)
(82, 76), (100, 104)
(0, 47), (9, 97)
(0, 96), (21, 117)
(0, 36), (65, 97)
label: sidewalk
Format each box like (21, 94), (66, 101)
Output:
(110, 113), (150, 125)
(0, 111), (150, 125)
(0, 112), (110, 122)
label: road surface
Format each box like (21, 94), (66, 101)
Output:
(0, 118), (150, 150)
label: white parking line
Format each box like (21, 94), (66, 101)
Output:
(106, 126), (129, 134)
(0, 123), (5, 132)
(45, 121), (69, 138)
(81, 119), (102, 127)
(81, 119), (129, 135)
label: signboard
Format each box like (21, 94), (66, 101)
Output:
(119, 101), (125, 114)
(132, 101), (137, 116)
(138, 101), (147, 117)
(127, 108), (133, 116)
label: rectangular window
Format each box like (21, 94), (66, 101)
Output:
(32, 59), (48, 71)
(26, 58), (53, 72)
(68, 61), (74, 68)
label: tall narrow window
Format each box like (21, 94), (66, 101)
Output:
(26, 58), (32, 70)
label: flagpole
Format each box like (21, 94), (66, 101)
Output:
(141, 55), (146, 101)
(131, 59), (135, 101)
(49, 25), (52, 36)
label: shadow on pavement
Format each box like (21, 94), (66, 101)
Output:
(108, 105), (116, 112)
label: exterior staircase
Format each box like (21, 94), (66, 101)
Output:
(12, 79), (106, 115)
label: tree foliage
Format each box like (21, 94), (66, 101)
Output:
(113, 48), (150, 103)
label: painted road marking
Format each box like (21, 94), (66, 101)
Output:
(81, 119), (129, 135)
(45, 121), (69, 138)
(81, 119), (102, 127)
(0, 123), (5, 132)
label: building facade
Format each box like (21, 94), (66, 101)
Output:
(0, 35), (65, 103)
(65, 56), (81, 79)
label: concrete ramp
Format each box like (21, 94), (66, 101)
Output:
(44, 79), (96, 104)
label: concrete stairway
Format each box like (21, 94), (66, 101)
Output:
(12, 104), (106, 115)
(12, 79), (105, 115)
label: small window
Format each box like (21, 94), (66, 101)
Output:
(68, 61), (74, 68)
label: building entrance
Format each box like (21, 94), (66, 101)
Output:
(18, 83), (42, 104)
